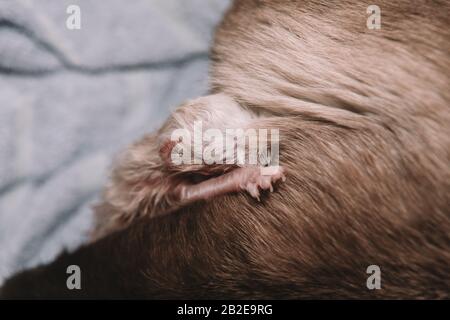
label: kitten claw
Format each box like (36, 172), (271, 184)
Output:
(242, 166), (286, 201)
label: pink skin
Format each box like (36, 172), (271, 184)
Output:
(177, 165), (286, 203)
(159, 139), (286, 204)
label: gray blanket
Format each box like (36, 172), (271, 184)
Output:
(0, 0), (230, 284)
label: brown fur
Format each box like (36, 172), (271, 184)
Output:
(2, 0), (450, 299)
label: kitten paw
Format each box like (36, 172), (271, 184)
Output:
(240, 166), (286, 201)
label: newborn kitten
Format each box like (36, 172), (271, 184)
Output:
(92, 94), (286, 240)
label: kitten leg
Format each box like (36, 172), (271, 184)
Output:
(175, 165), (286, 204)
